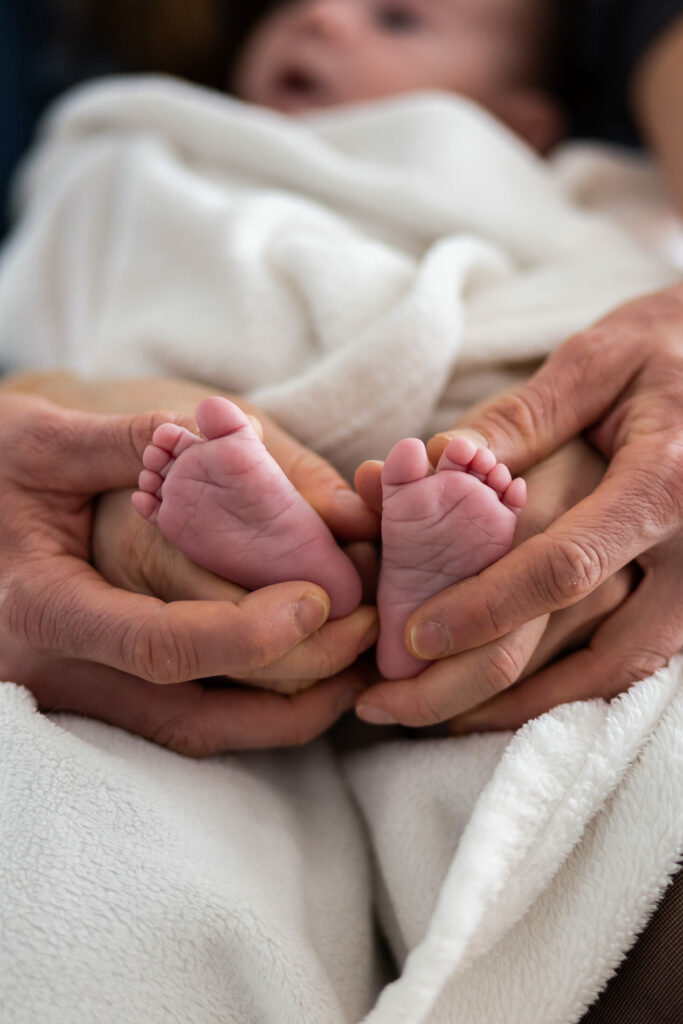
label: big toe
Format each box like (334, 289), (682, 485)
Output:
(382, 438), (430, 489)
(195, 396), (251, 441)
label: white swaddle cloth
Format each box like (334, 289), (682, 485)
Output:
(0, 77), (681, 1024)
(0, 77), (676, 472)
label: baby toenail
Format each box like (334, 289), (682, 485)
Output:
(410, 621), (451, 659)
(293, 595), (330, 635)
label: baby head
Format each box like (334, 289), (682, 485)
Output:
(232, 0), (563, 150)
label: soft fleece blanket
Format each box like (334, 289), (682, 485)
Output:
(0, 78), (682, 1024)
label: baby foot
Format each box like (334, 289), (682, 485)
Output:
(377, 437), (526, 679)
(132, 396), (362, 618)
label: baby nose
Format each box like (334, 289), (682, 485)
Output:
(298, 0), (360, 42)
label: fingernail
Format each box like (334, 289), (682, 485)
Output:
(437, 429), (489, 449)
(356, 705), (397, 725)
(359, 624), (379, 653)
(410, 621), (452, 659)
(293, 594), (329, 635)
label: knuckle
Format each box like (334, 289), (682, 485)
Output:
(127, 618), (200, 683)
(151, 713), (210, 758)
(409, 688), (449, 727)
(478, 641), (525, 698)
(5, 564), (75, 650)
(603, 649), (669, 695)
(229, 625), (274, 677)
(481, 391), (545, 449)
(16, 410), (75, 473)
(480, 592), (506, 638)
(652, 437), (683, 513)
(126, 413), (159, 460)
(538, 537), (605, 607)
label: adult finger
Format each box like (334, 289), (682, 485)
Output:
(427, 285), (683, 473)
(94, 500), (378, 684)
(233, 607), (378, 686)
(520, 565), (634, 678)
(94, 491), (249, 600)
(356, 560), (634, 727)
(449, 559), (683, 732)
(135, 555), (378, 687)
(356, 617), (548, 727)
(6, 395), (197, 494)
(263, 420), (380, 541)
(30, 660), (366, 756)
(405, 445), (681, 660)
(14, 556), (335, 683)
(354, 460), (384, 515)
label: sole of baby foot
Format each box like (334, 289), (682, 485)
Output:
(376, 436), (526, 679)
(132, 396), (362, 618)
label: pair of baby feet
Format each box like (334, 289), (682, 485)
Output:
(132, 397), (526, 679)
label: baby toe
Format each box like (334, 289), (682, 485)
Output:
(469, 447), (497, 478)
(438, 436), (477, 471)
(138, 468), (164, 497)
(143, 444), (172, 474)
(502, 477), (527, 514)
(486, 462), (512, 496)
(382, 438), (430, 488)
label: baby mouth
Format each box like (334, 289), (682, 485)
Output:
(275, 66), (329, 105)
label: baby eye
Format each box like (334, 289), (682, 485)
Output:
(375, 4), (423, 32)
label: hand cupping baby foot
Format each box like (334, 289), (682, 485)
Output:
(133, 396), (362, 619)
(134, 398), (524, 677)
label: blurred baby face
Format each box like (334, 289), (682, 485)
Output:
(233, 0), (545, 114)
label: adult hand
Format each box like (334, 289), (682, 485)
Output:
(2, 371), (380, 542)
(354, 285), (683, 729)
(0, 393), (377, 754)
(93, 487), (377, 690)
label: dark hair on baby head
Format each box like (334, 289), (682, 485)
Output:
(61, 0), (275, 88)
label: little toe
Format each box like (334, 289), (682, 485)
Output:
(138, 468), (164, 497)
(131, 489), (161, 523)
(502, 476), (527, 514)
(486, 462), (512, 496)
(437, 436), (477, 472)
(382, 438), (430, 488)
(195, 396), (252, 441)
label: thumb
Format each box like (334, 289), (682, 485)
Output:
(293, 448), (379, 541)
(264, 431), (379, 541)
(14, 398), (197, 494)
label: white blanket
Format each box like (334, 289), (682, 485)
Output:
(0, 77), (677, 474)
(0, 77), (682, 1023)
